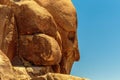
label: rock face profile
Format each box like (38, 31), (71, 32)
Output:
(0, 0), (86, 80)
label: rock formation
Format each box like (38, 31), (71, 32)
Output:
(0, 0), (87, 80)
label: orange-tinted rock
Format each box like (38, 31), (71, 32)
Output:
(35, 0), (77, 32)
(35, 0), (80, 74)
(0, 5), (17, 61)
(19, 34), (62, 65)
(0, 0), (10, 5)
(26, 66), (53, 76)
(58, 27), (80, 73)
(0, 0), (80, 78)
(15, 1), (57, 36)
(0, 50), (15, 80)
(13, 0), (62, 48)
(31, 73), (88, 80)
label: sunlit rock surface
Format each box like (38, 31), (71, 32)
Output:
(0, 0), (84, 80)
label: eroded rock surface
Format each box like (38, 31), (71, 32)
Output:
(19, 34), (62, 66)
(31, 73), (87, 80)
(0, 0), (82, 80)
(0, 50), (15, 80)
(0, 5), (17, 61)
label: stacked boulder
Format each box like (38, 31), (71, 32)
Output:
(0, 0), (83, 80)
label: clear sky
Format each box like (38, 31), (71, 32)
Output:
(71, 0), (120, 80)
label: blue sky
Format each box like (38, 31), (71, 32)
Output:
(71, 0), (120, 80)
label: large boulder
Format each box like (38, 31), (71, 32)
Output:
(13, 0), (62, 50)
(58, 27), (80, 73)
(0, 0), (81, 79)
(19, 34), (62, 65)
(14, 1), (58, 36)
(35, 0), (80, 74)
(35, 0), (77, 32)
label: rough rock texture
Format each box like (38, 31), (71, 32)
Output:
(0, 5), (17, 61)
(35, 0), (77, 32)
(31, 73), (87, 80)
(35, 0), (80, 74)
(0, 50), (15, 80)
(19, 34), (62, 66)
(0, 0), (10, 5)
(0, 0), (83, 80)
